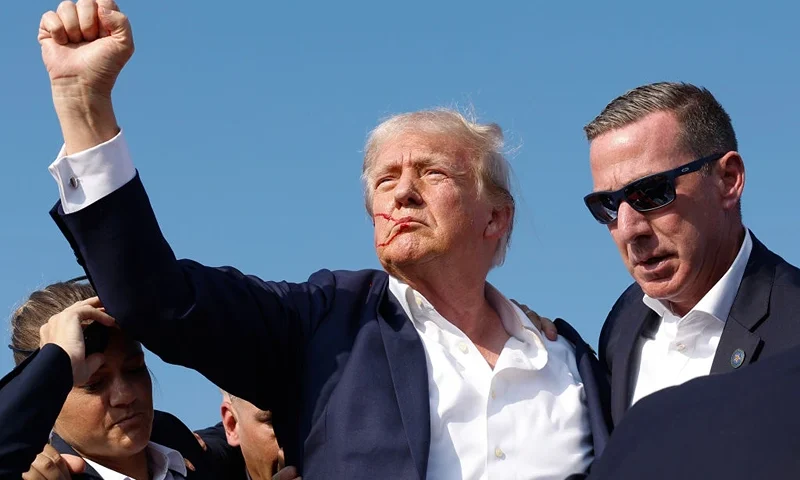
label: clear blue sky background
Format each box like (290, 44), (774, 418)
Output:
(2, 1), (798, 430)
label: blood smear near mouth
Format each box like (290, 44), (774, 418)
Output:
(377, 223), (410, 247)
(375, 213), (397, 222)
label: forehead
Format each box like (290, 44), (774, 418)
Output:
(588, 111), (689, 191)
(373, 132), (469, 170)
(101, 329), (143, 363)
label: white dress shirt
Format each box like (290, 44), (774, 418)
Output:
(390, 277), (593, 480)
(83, 441), (187, 480)
(630, 230), (753, 406)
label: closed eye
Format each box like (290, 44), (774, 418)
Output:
(374, 176), (396, 189)
(423, 169), (448, 180)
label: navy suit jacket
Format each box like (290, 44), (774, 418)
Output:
(598, 232), (800, 425)
(51, 174), (611, 478)
(588, 340), (800, 479)
(0, 344), (231, 480)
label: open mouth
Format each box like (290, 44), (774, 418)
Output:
(636, 254), (673, 272)
(642, 255), (668, 266)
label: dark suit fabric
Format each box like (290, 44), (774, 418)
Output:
(588, 342), (800, 479)
(51, 174), (611, 478)
(0, 343), (228, 479)
(193, 422), (247, 479)
(598, 232), (800, 425)
(0, 345), (72, 479)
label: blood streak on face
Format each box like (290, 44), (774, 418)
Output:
(375, 213), (413, 247)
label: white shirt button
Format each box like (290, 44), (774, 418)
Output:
(675, 343), (686, 352)
(491, 389), (496, 399)
(458, 342), (469, 354)
(494, 447), (505, 458)
(414, 293), (424, 308)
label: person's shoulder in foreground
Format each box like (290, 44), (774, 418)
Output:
(588, 340), (800, 480)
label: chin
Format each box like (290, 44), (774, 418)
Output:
(113, 435), (150, 456)
(380, 242), (431, 266)
(637, 272), (687, 302)
(114, 423), (153, 453)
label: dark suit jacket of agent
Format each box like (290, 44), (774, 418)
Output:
(598, 231), (800, 426)
(588, 340), (800, 479)
(50, 174), (612, 479)
(0, 344), (234, 480)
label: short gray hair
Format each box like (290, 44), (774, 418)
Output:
(584, 82), (738, 172)
(362, 108), (515, 267)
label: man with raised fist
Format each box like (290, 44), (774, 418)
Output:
(37, 1), (610, 478)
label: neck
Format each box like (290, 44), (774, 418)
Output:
(392, 256), (501, 341)
(84, 449), (150, 480)
(670, 224), (746, 317)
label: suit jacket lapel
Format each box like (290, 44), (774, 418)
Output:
(611, 302), (658, 424)
(50, 434), (103, 479)
(373, 275), (430, 480)
(554, 319), (611, 457)
(711, 234), (774, 373)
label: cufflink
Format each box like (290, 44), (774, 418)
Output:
(69, 176), (80, 189)
(730, 348), (746, 368)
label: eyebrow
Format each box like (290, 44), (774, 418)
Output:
(371, 152), (463, 179)
(599, 168), (664, 192)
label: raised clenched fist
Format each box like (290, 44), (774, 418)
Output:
(38, 0), (134, 100)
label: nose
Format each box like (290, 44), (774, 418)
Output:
(393, 170), (423, 208)
(107, 375), (137, 408)
(614, 201), (653, 244)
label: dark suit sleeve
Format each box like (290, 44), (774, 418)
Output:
(50, 174), (337, 412)
(194, 423), (246, 479)
(0, 344), (73, 479)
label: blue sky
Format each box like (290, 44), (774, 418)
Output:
(2, 1), (799, 430)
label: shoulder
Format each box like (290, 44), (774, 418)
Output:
(773, 256), (800, 288)
(750, 237), (800, 300)
(150, 411), (206, 466)
(311, 268), (387, 285)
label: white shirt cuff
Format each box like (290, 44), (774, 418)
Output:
(48, 130), (136, 214)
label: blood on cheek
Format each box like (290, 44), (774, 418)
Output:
(375, 213), (411, 247)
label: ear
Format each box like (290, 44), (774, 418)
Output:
(221, 402), (240, 447)
(716, 152), (745, 211)
(484, 204), (513, 240)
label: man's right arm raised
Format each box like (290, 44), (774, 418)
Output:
(38, 0), (330, 412)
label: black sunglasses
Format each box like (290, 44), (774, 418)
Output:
(583, 152), (725, 225)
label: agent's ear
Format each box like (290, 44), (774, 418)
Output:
(715, 152), (745, 212)
(221, 402), (240, 447)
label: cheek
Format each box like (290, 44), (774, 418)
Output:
(57, 391), (108, 443)
(135, 375), (153, 404)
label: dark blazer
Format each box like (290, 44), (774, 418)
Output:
(51, 174), (611, 478)
(598, 231), (800, 425)
(0, 344), (230, 480)
(587, 341), (800, 479)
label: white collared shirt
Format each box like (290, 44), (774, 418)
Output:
(83, 441), (188, 480)
(389, 277), (593, 480)
(630, 230), (753, 406)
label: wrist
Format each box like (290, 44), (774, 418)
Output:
(51, 83), (120, 154)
